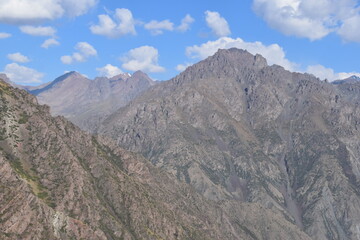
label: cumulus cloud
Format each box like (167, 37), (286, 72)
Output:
(4, 63), (44, 84)
(90, 8), (136, 38)
(61, 42), (97, 64)
(186, 37), (296, 71)
(121, 46), (165, 73)
(306, 64), (360, 81)
(60, 56), (73, 65)
(60, 0), (98, 18)
(177, 14), (195, 32)
(144, 20), (174, 35)
(0, 32), (11, 39)
(0, 0), (97, 25)
(41, 38), (60, 48)
(253, 0), (360, 42)
(338, 14), (360, 42)
(20, 25), (56, 36)
(205, 11), (231, 37)
(7, 52), (30, 63)
(96, 64), (123, 78)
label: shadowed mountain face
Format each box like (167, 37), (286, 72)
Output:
(99, 48), (360, 239)
(0, 80), (311, 239)
(27, 71), (155, 132)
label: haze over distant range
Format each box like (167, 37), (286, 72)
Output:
(0, 0), (359, 85)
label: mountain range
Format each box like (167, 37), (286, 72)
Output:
(25, 70), (155, 132)
(1, 48), (360, 239)
(0, 74), (311, 239)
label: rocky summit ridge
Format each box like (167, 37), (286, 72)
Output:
(99, 48), (360, 240)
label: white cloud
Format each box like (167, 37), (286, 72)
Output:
(177, 14), (195, 32)
(20, 25), (56, 36)
(96, 64), (123, 78)
(252, 0), (360, 42)
(60, 55), (73, 64)
(176, 63), (193, 72)
(121, 46), (165, 73)
(7, 52), (30, 63)
(90, 8), (136, 38)
(205, 11), (231, 37)
(75, 42), (97, 56)
(144, 20), (174, 35)
(41, 38), (60, 48)
(61, 42), (97, 64)
(306, 64), (360, 81)
(4, 63), (43, 84)
(186, 37), (296, 71)
(0, 32), (11, 39)
(338, 14), (360, 42)
(60, 0), (98, 18)
(0, 0), (97, 25)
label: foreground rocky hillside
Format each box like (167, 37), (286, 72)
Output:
(26, 70), (155, 132)
(99, 48), (360, 239)
(0, 79), (309, 239)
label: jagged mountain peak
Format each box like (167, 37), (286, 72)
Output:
(214, 48), (268, 68)
(173, 48), (269, 85)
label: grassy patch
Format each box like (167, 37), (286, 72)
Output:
(18, 112), (30, 124)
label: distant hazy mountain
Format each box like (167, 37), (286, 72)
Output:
(332, 75), (360, 85)
(27, 71), (155, 132)
(99, 48), (360, 239)
(0, 76), (309, 239)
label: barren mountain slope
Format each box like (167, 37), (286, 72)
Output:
(99, 48), (360, 239)
(0, 79), (309, 239)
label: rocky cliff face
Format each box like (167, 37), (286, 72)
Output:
(0, 79), (310, 239)
(28, 71), (155, 132)
(99, 48), (360, 239)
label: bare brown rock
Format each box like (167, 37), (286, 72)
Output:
(0, 79), (309, 239)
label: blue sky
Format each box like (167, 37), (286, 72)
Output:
(0, 0), (359, 85)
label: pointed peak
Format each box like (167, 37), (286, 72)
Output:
(132, 70), (148, 78)
(62, 71), (87, 79)
(29, 71), (88, 95)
